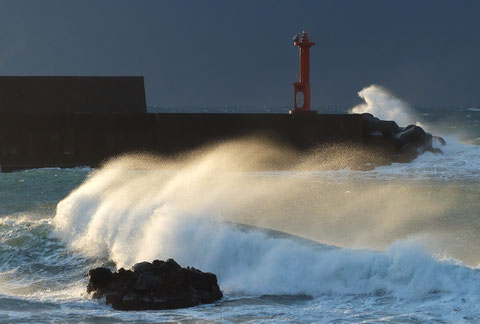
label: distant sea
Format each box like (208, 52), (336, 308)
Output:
(0, 105), (479, 323)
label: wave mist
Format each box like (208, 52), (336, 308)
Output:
(51, 139), (479, 298)
(350, 85), (417, 127)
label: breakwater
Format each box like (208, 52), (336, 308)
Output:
(0, 76), (147, 114)
(0, 113), (364, 172)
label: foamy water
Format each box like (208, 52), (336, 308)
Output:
(0, 140), (478, 322)
(53, 178), (480, 299)
(46, 133), (479, 322)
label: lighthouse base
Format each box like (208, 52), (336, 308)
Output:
(289, 109), (317, 115)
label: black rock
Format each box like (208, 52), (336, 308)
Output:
(87, 259), (223, 310)
(87, 267), (113, 298)
(361, 113), (444, 163)
(395, 125), (430, 147)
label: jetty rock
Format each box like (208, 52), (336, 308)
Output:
(361, 113), (445, 163)
(87, 259), (223, 310)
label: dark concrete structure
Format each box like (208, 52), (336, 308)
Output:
(0, 76), (436, 172)
(0, 112), (364, 171)
(0, 76), (146, 113)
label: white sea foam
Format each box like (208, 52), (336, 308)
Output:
(52, 153), (480, 301)
(373, 136), (480, 180)
(330, 135), (480, 181)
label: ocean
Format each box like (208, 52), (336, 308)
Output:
(0, 101), (479, 323)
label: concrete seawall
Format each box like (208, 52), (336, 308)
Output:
(0, 113), (364, 172)
(0, 76), (147, 114)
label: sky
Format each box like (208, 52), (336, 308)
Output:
(0, 0), (479, 108)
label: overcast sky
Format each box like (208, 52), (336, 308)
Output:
(0, 0), (479, 108)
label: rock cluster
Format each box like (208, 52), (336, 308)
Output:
(87, 259), (223, 310)
(362, 113), (445, 163)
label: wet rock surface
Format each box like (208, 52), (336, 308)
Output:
(361, 113), (445, 164)
(87, 259), (223, 310)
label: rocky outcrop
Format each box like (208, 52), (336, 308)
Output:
(361, 113), (445, 163)
(87, 259), (223, 310)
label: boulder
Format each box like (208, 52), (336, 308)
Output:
(361, 113), (444, 163)
(395, 125), (431, 148)
(87, 259), (223, 310)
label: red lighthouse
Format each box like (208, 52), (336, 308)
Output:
(292, 31), (315, 113)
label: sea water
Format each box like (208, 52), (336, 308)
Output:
(0, 101), (480, 323)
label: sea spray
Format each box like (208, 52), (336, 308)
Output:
(52, 141), (480, 300)
(350, 85), (418, 127)
(52, 142), (455, 258)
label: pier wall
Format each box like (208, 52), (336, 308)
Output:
(0, 113), (364, 171)
(0, 77), (147, 114)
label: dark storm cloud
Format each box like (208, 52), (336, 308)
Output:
(0, 0), (478, 107)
